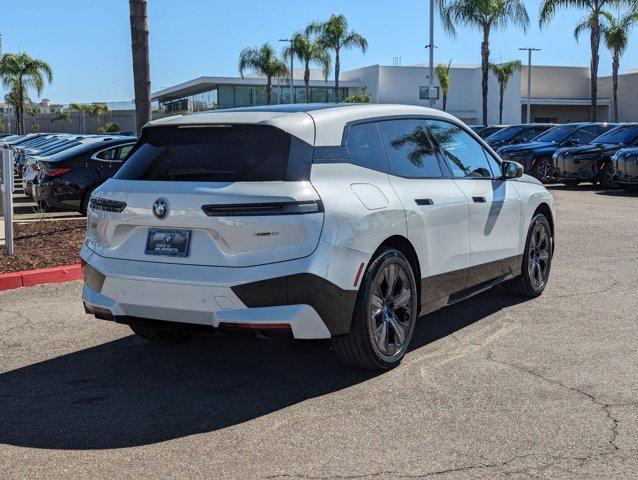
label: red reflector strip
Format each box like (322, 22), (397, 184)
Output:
(353, 262), (365, 287)
(45, 167), (71, 177)
(219, 322), (291, 330)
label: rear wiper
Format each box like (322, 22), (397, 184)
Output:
(167, 168), (233, 179)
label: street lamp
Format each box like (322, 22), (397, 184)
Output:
(426, 0), (436, 107)
(519, 47), (541, 124)
(279, 38), (294, 104)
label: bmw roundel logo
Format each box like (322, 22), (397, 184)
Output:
(152, 198), (169, 219)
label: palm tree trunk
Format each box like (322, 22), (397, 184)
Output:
(443, 93), (447, 111)
(481, 26), (490, 126)
(18, 78), (25, 135)
(267, 76), (272, 105)
(589, 20), (600, 122)
(129, 0), (152, 134)
(304, 62), (310, 103)
(334, 48), (340, 103)
(612, 51), (619, 123)
(499, 82), (504, 124)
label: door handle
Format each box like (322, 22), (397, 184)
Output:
(472, 196), (487, 203)
(415, 198), (434, 206)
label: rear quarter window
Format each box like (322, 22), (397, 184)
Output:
(115, 125), (293, 182)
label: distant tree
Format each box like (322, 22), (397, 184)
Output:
(0, 121), (5, 133)
(51, 110), (71, 132)
(87, 103), (110, 132)
(70, 103), (88, 133)
(435, 61), (452, 111)
(105, 122), (120, 133)
(540, 0), (634, 122)
(26, 106), (38, 132)
(284, 27), (331, 102)
(438, 0), (529, 125)
(489, 60), (522, 123)
(309, 14), (368, 102)
(601, 10), (638, 122)
(238, 44), (289, 104)
(0, 52), (53, 134)
(344, 86), (372, 103)
(129, 0), (151, 133)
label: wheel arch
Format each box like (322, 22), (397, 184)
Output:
(533, 202), (554, 239)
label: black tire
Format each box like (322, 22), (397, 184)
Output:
(503, 213), (553, 298)
(598, 165), (617, 189)
(332, 248), (418, 371)
(562, 180), (580, 188)
(129, 321), (195, 343)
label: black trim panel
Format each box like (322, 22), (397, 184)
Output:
(231, 273), (357, 336)
(202, 200), (323, 217)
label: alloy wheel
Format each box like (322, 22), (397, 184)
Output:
(368, 261), (414, 360)
(528, 221), (551, 289)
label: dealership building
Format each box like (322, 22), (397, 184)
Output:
(151, 63), (638, 124)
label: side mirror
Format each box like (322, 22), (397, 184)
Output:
(502, 160), (524, 179)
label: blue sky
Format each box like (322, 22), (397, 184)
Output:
(2, 0), (637, 104)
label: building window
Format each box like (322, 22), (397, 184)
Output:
(419, 86), (439, 101)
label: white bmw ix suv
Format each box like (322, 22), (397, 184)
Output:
(81, 104), (554, 370)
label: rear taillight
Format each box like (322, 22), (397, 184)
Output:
(201, 200), (324, 217)
(89, 197), (127, 213)
(44, 167), (71, 177)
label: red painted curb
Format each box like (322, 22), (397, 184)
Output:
(0, 272), (23, 291)
(0, 264), (82, 291)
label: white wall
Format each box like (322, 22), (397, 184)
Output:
(342, 64), (521, 125)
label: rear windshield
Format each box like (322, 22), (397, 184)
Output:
(115, 125), (292, 182)
(534, 125), (575, 143)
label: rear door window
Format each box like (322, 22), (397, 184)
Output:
(115, 125), (292, 181)
(378, 119), (443, 178)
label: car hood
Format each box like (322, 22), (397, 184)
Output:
(513, 173), (543, 185)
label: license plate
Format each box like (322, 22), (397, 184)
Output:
(145, 228), (191, 257)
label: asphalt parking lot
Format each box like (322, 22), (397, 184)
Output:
(0, 186), (636, 479)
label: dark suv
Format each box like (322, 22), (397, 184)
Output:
(33, 136), (136, 214)
(484, 123), (554, 149)
(612, 147), (638, 190)
(497, 123), (616, 181)
(552, 124), (638, 188)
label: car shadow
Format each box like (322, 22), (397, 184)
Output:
(0, 289), (526, 450)
(595, 189), (638, 197)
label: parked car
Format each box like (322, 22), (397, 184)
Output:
(469, 125), (507, 139)
(612, 147), (638, 190)
(33, 136), (137, 214)
(485, 123), (554, 149)
(497, 122), (617, 181)
(552, 123), (638, 188)
(21, 136), (88, 198)
(81, 104), (555, 370)
(15, 135), (84, 176)
(1, 133), (42, 148)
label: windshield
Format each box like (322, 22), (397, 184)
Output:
(592, 125), (638, 145)
(485, 125), (524, 141)
(116, 125), (292, 182)
(534, 125), (576, 143)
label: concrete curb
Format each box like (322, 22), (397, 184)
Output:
(0, 264), (82, 291)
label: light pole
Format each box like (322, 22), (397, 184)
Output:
(519, 47), (541, 124)
(426, 0), (435, 107)
(279, 38), (294, 104)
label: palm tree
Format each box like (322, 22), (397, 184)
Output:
(70, 103), (88, 133)
(435, 61), (452, 111)
(438, 0), (529, 125)
(489, 60), (522, 124)
(87, 103), (111, 132)
(284, 28), (331, 103)
(26, 106), (38, 132)
(601, 11), (638, 122)
(0, 52), (53, 134)
(51, 110), (71, 132)
(129, 0), (151, 133)
(309, 14), (368, 102)
(4, 84), (28, 131)
(540, 0), (634, 122)
(238, 44), (289, 105)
